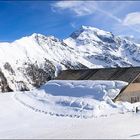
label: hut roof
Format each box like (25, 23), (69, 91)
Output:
(56, 67), (140, 83)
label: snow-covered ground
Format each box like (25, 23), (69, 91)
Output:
(1, 93), (140, 139)
(14, 80), (131, 118)
(1, 80), (140, 139)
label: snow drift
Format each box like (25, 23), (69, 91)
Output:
(15, 80), (131, 118)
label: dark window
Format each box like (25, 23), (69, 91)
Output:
(131, 96), (139, 103)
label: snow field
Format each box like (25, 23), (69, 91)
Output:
(14, 80), (136, 119)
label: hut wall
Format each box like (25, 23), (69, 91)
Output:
(116, 83), (140, 103)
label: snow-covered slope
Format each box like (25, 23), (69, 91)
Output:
(0, 33), (94, 92)
(123, 36), (140, 44)
(64, 26), (140, 67)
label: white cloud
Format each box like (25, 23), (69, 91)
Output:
(52, 1), (97, 16)
(70, 22), (77, 28)
(96, 8), (122, 23)
(123, 12), (140, 26)
(52, 1), (140, 37)
(52, 1), (122, 24)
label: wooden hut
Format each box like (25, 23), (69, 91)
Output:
(56, 67), (140, 103)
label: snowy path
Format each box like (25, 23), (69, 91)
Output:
(0, 92), (140, 139)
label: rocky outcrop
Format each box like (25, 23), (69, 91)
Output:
(0, 70), (13, 92)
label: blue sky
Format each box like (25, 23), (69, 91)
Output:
(0, 1), (140, 42)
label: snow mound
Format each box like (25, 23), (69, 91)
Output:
(14, 80), (132, 118)
(40, 80), (127, 100)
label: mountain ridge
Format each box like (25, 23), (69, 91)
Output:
(0, 25), (139, 92)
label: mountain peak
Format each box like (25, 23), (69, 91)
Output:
(30, 33), (61, 43)
(30, 33), (46, 39)
(80, 25), (111, 34)
(80, 25), (99, 31)
(70, 25), (112, 40)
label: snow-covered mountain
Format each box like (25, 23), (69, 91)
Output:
(64, 26), (140, 67)
(123, 36), (140, 44)
(0, 25), (140, 92)
(0, 33), (94, 92)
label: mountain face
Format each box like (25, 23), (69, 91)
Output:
(0, 33), (93, 92)
(64, 26), (140, 68)
(0, 25), (140, 92)
(123, 36), (140, 44)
